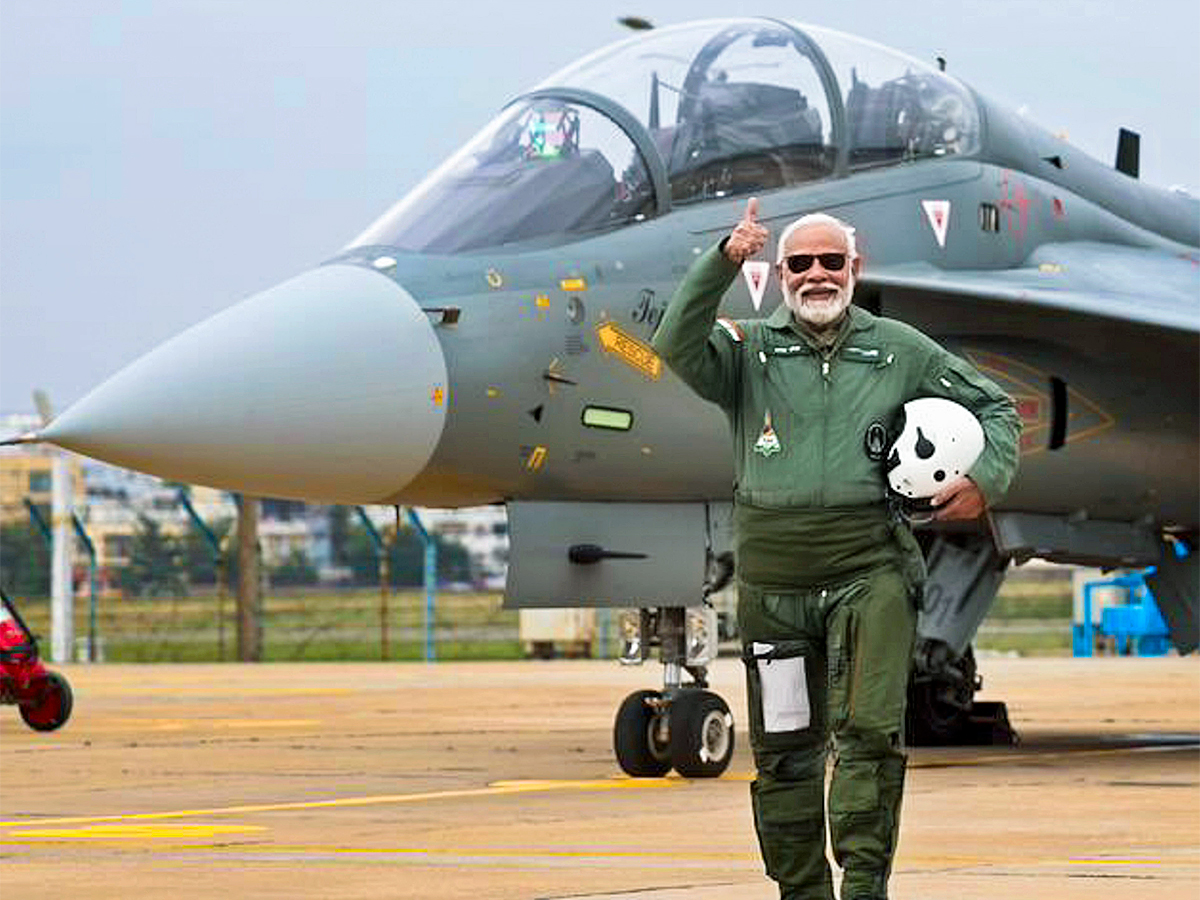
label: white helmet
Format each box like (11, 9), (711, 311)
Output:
(885, 397), (984, 505)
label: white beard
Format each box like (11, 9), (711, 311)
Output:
(783, 275), (854, 329)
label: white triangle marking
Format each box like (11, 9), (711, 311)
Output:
(922, 200), (951, 248)
(742, 260), (770, 311)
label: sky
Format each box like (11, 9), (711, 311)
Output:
(2, 0), (1197, 415)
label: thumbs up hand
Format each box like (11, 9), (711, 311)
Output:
(723, 197), (769, 265)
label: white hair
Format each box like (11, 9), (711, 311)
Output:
(776, 213), (858, 263)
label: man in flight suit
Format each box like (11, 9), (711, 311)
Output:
(652, 198), (1020, 900)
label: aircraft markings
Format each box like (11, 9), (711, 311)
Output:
(526, 446), (548, 471)
(741, 260), (770, 310)
(963, 349), (1115, 455)
(921, 200), (951, 248)
(996, 170), (1032, 242)
(596, 321), (663, 380)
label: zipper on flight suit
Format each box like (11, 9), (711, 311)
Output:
(819, 349), (832, 505)
(848, 611), (863, 722)
(813, 320), (874, 506)
(767, 317), (860, 506)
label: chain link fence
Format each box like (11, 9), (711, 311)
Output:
(12, 589), (524, 662)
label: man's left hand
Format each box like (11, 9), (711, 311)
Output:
(932, 476), (986, 521)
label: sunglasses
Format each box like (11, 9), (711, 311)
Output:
(783, 252), (847, 273)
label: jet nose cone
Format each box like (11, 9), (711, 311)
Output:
(45, 264), (447, 503)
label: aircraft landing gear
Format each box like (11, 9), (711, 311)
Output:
(613, 606), (735, 778)
(907, 534), (1017, 746)
(907, 640), (1016, 745)
(907, 640), (979, 744)
(613, 689), (671, 776)
(668, 688), (734, 778)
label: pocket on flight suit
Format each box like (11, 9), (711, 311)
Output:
(753, 642), (810, 732)
(830, 760), (881, 813)
(829, 568), (916, 736)
(743, 640), (818, 750)
(887, 521), (928, 611)
(828, 604), (860, 733)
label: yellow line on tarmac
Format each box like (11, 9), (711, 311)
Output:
(0, 778), (680, 830)
(1067, 857), (1173, 866)
(200, 844), (755, 861)
(9, 824), (267, 840)
(909, 741), (1199, 769)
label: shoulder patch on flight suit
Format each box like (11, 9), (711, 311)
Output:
(716, 317), (744, 343)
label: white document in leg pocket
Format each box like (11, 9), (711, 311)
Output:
(753, 642), (810, 732)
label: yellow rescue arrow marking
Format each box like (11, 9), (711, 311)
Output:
(595, 321), (662, 380)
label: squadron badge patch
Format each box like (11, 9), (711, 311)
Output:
(864, 421), (888, 461)
(754, 410), (782, 458)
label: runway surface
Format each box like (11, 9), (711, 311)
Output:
(2, 656), (1197, 899)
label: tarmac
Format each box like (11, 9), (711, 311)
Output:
(1, 655), (1197, 899)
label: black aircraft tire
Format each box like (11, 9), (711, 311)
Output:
(20, 672), (73, 732)
(613, 690), (671, 777)
(906, 646), (977, 746)
(668, 689), (734, 778)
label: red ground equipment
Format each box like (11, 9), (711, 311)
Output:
(0, 588), (73, 731)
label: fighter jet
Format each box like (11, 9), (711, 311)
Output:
(15, 18), (1197, 776)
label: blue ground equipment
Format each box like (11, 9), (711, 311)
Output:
(1074, 568), (1171, 657)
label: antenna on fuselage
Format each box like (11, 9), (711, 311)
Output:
(618, 16), (654, 30)
(1115, 128), (1140, 179)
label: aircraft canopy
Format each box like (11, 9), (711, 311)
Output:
(352, 19), (980, 254)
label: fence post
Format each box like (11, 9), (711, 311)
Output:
(234, 495), (261, 661)
(405, 508), (437, 663)
(69, 513), (99, 661)
(354, 507), (390, 660)
(177, 489), (227, 660)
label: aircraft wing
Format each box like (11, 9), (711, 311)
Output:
(862, 242), (1199, 332)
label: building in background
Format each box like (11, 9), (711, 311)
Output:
(0, 414), (85, 526)
(417, 506), (508, 590)
(356, 504), (509, 590)
(3, 413), (509, 592)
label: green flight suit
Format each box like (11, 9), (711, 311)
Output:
(653, 245), (1020, 900)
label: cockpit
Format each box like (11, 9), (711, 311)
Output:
(352, 19), (980, 254)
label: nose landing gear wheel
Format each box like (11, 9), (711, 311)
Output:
(669, 689), (734, 778)
(614, 689), (671, 777)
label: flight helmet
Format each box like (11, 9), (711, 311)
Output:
(885, 397), (985, 518)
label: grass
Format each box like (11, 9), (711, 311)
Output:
(986, 573), (1073, 620)
(974, 568), (1074, 655)
(974, 627), (1071, 656)
(9, 589), (523, 663)
(7, 568), (1085, 661)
